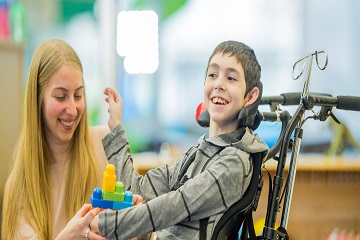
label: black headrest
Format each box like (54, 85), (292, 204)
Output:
(196, 81), (263, 131)
(237, 81), (263, 130)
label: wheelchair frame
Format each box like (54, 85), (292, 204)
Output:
(258, 50), (360, 239)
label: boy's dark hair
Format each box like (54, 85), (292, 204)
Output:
(205, 40), (261, 97)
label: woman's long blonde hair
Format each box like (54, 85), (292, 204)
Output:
(1, 39), (100, 239)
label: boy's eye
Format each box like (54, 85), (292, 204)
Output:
(208, 73), (217, 78)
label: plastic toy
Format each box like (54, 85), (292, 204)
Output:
(90, 164), (134, 211)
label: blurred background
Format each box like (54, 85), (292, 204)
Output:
(1, 0), (360, 238)
(1, 0), (360, 154)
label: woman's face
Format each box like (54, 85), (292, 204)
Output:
(42, 63), (85, 146)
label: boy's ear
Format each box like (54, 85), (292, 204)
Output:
(244, 87), (260, 108)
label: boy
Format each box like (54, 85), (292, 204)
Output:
(90, 40), (268, 239)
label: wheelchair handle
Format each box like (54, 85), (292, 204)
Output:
(261, 92), (332, 106)
(262, 93), (360, 112)
(335, 95), (360, 111)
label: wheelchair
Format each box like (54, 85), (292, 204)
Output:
(197, 50), (360, 240)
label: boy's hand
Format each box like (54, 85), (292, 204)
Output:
(104, 87), (123, 131)
(133, 194), (144, 207)
(90, 215), (101, 236)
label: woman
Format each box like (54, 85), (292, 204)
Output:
(1, 39), (109, 239)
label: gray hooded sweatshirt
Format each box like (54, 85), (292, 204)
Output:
(99, 123), (268, 239)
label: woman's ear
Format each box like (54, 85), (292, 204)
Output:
(244, 87), (259, 108)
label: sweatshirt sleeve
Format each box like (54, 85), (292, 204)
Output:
(102, 123), (185, 201)
(99, 129), (253, 239)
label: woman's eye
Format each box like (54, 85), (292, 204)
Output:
(228, 76), (237, 81)
(74, 95), (83, 100)
(55, 96), (66, 101)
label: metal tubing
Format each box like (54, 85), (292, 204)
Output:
(280, 128), (303, 228)
(263, 104), (306, 236)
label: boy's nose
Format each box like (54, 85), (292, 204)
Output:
(214, 77), (225, 90)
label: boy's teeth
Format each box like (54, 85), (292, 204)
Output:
(212, 97), (227, 105)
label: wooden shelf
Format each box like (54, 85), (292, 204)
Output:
(256, 155), (360, 239)
(264, 155), (360, 171)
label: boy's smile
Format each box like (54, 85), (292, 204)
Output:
(211, 96), (228, 105)
(204, 52), (248, 135)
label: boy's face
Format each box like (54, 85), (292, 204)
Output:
(204, 52), (248, 132)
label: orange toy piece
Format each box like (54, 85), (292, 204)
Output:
(102, 164), (116, 192)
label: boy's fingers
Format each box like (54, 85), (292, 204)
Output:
(104, 87), (122, 104)
(103, 87), (111, 95)
(107, 89), (115, 104)
(104, 88), (113, 102)
(132, 194), (143, 206)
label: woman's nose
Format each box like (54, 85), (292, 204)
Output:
(65, 98), (77, 116)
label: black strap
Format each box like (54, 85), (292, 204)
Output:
(247, 211), (257, 240)
(247, 167), (272, 240)
(177, 146), (197, 181)
(200, 217), (209, 240)
(263, 167), (273, 219)
(241, 173), (262, 240)
(170, 147), (198, 191)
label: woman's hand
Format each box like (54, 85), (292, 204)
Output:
(55, 204), (107, 240)
(104, 87), (123, 131)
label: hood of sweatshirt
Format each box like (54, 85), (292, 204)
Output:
(198, 127), (269, 160)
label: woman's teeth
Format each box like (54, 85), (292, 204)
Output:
(60, 120), (74, 127)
